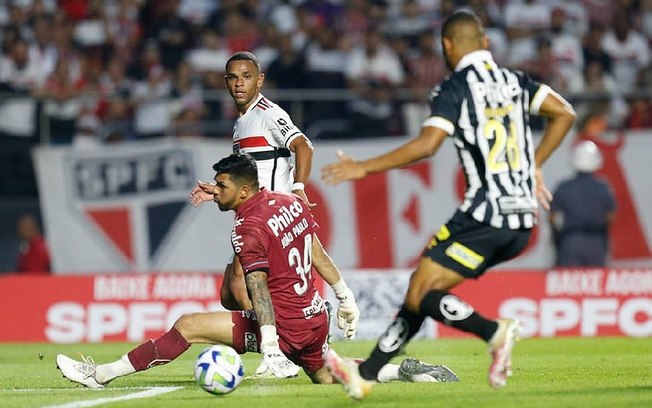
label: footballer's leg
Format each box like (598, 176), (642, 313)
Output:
(57, 311), (235, 387)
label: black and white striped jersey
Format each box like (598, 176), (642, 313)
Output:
(425, 50), (552, 230)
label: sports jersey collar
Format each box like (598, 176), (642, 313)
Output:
(244, 93), (265, 115)
(236, 188), (268, 216)
(455, 50), (494, 72)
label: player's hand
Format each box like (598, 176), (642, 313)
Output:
(336, 287), (360, 340)
(535, 169), (553, 211)
(293, 188), (317, 209)
(261, 342), (300, 378)
(321, 150), (367, 185)
(189, 180), (216, 207)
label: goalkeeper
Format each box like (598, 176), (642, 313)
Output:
(57, 154), (457, 386)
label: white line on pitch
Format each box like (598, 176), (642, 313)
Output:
(4, 387), (162, 393)
(40, 386), (183, 408)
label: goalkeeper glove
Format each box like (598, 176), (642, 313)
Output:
(332, 279), (360, 340)
(260, 325), (300, 378)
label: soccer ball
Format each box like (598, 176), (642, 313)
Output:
(194, 345), (244, 395)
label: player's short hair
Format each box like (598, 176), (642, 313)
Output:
(225, 51), (261, 72)
(441, 10), (483, 39)
(212, 153), (260, 189)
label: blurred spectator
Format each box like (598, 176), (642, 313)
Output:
(0, 38), (42, 139)
(97, 58), (134, 141)
(266, 33), (307, 90)
(504, 0), (552, 67)
(1, 24), (21, 53)
(35, 59), (83, 144)
(128, 39), (161, 81)
(102, 96), (134, 142)
(550, 140), (616, 267)
(345, 28), (405, 91)
(385, 0), (432, 48)
(147, 0), (193, 71)
(177, 0), (216, 26)
(402, 29), (446, 136)
(170, 60), (204, 119)
(267, 0), (299, 36)
(345, 28), (405, 136)
(187, 29), (229, 73)
(16, 213), (50, 274)
(601, 11), (650, 92)
(73, 0), (108, 50)
(0, 37), (47, 90)
(473, 2), (508, 65)
(549, 6), (585, 92)
(581, 0), (615, 28)
(171, 107), (204, 138)
(552, 1), (589, 38)
(582, 24), (612, 76)
(28, 15), (57, 80)
(334, 0), (369, 49)
(51, 11), (82, 79)
(104, 0), (142, 65)
(304, 25), (347, 122)
(132, 64), (172, 138)
(222, 9), (258, 54)
(201, 70), (227, 138)
(100, 59), (133, 98)
(520, 36), (563, 92)
(6, 2), (32, 40)
(72, 113), (102, 148)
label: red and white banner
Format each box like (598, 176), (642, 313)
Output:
(0, 274), (226, 343)
(34, 132), (652, 273)
(1, 269), (650, 343)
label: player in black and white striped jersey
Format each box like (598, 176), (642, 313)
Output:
(322, 10), (576, 399)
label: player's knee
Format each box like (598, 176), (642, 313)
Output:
(173, 313), (199, 340)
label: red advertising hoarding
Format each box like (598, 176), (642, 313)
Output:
(0, 269), (650, 343)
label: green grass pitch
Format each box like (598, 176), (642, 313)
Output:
(1, 337), (651, 408)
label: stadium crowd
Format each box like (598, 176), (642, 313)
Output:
(0, 0), (650, 197)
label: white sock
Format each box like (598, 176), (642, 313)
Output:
(95, 354), (136, 384)
(377, 363), (400, 383)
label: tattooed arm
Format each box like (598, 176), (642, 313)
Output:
(245, 270), (300, 378)
(245, 270), (276, 326)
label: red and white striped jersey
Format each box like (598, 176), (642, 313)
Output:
(232, 94), (308, 192)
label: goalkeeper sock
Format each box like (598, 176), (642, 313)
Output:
(95, 354), (135, 384)
(126, 327), (190, 371)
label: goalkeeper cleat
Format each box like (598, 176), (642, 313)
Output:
(398, 358), (460, 383)
(56, 354), (107, 389)
(324, 349), (375, 400)
(488, 318), (522, 389)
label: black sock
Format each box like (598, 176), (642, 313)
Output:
(358, 306), (424, 381)
(420, 290), (498, 342)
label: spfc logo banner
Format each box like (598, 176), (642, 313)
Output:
(34, 139), (233, 273)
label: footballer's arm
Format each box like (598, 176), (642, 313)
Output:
(289, 135), (316, 207)
(219, 257), (253, 310)
(245, 270), (276, 326)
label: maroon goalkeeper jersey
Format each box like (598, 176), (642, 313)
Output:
(232, 189), (325, 330)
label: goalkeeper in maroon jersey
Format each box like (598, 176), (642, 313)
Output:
(56, 154), (458, 387)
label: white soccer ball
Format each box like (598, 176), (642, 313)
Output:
(194, 345), (244, 395)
